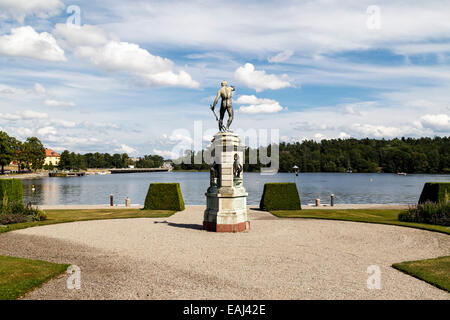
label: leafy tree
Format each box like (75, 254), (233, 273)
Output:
(0, 131), (14, 174)
(22, 137), (45, 172)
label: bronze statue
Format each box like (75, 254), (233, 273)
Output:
(233, 153), (242, 178)
(210, 81), (235, 132)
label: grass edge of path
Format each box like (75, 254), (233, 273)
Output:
(270, 209), (450, 235)
(0, 209), (176, 234)
(392, 256), (450, 293)
(0, 255), (70, 300)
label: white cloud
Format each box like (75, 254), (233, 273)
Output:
(268, 50), (294, 63)
(152, 149), (178, 159)
(0, 113), (21, 121)
(234, 63), (291, 92)
(22, 110), (48, 119)
(349, 123), (421, 138)
(1, 110), (48, 121)
(104, 1), (450, 56)
(420, 114), (450, 131)
(75, 40), (199, 88)
(53, 23), (110, 47)
(0, 0), (63, 22)
(341, 101), (376, 116)
(0, 26), (66, 62)
(81, 121), (119, 130)
(166, 133), (193, 145)
(235, 95), (283, 114)
(37, 126), (57, 136)
(314, 133), (325, 141)
(3, 126), (33, 138)
(34, 83), (46, 95)
(339, 132), (351, 139)
(49, 119), (77, 128)
(116, 144), (137, 154)
(44, 99), (76, 107)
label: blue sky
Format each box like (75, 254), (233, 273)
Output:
(0, 0), (449, 157)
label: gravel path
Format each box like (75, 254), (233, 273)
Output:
(0, 206), (449, 300)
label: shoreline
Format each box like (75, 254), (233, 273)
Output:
(36, 204), (409, 210)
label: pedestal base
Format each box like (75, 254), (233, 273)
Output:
(203, 189), (250, 233)
(203, 221), (250, 232)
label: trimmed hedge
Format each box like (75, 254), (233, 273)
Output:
(0, 179), (23, 203)
(144, 183), (185, 211)
(418, 182), (450, 204)
(259, 182), (301, 211)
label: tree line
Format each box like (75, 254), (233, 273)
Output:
(1, 130), (448, 174)
(57, 151), (165, 170)
(172, 137), (449, 174)
(0, 131), (46, 174)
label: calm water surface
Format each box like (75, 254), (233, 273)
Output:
(21, 172), (450, 205)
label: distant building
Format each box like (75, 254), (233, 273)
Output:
(162, 161), (173, 170)
(44, 149), (60, 166)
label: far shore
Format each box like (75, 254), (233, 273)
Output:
(1, 170), (449, 180)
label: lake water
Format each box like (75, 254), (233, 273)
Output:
(21, 172), (450, 206)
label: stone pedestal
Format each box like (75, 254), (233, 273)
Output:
(203, 132), (250, 232)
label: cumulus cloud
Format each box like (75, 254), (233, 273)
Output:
(235, 95), (283, 114)
(152, 149), (178, 159)
(82, 121), (119, 129)
(75, 40), (199, 88)
(37, 126), (57, 136)
(0, 110), (48, 121)
(341, 101), (377, 116)
(53, 23), (110, 47)
(34, 83), (46, 95)
(44, 99), (76, 107)
(350, 123), (419, 138)
(0, 0), (63, 22)
(0, 26), (66, 62)
(420, 114), (450, 131)
(268, 50), (294, 63)
(234, 63), (291, 92)
(49, 119), (77, 128)
(160, 132), (194, 145)
(116, 144), (137, 154)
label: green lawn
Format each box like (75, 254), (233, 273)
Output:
(270, 209), (450, 235)
(393, 256), (450, 292)
(0, 255), (69, 300)
(0, 208), (176, 234)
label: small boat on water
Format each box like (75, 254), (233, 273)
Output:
(397, 172), (407, 176)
